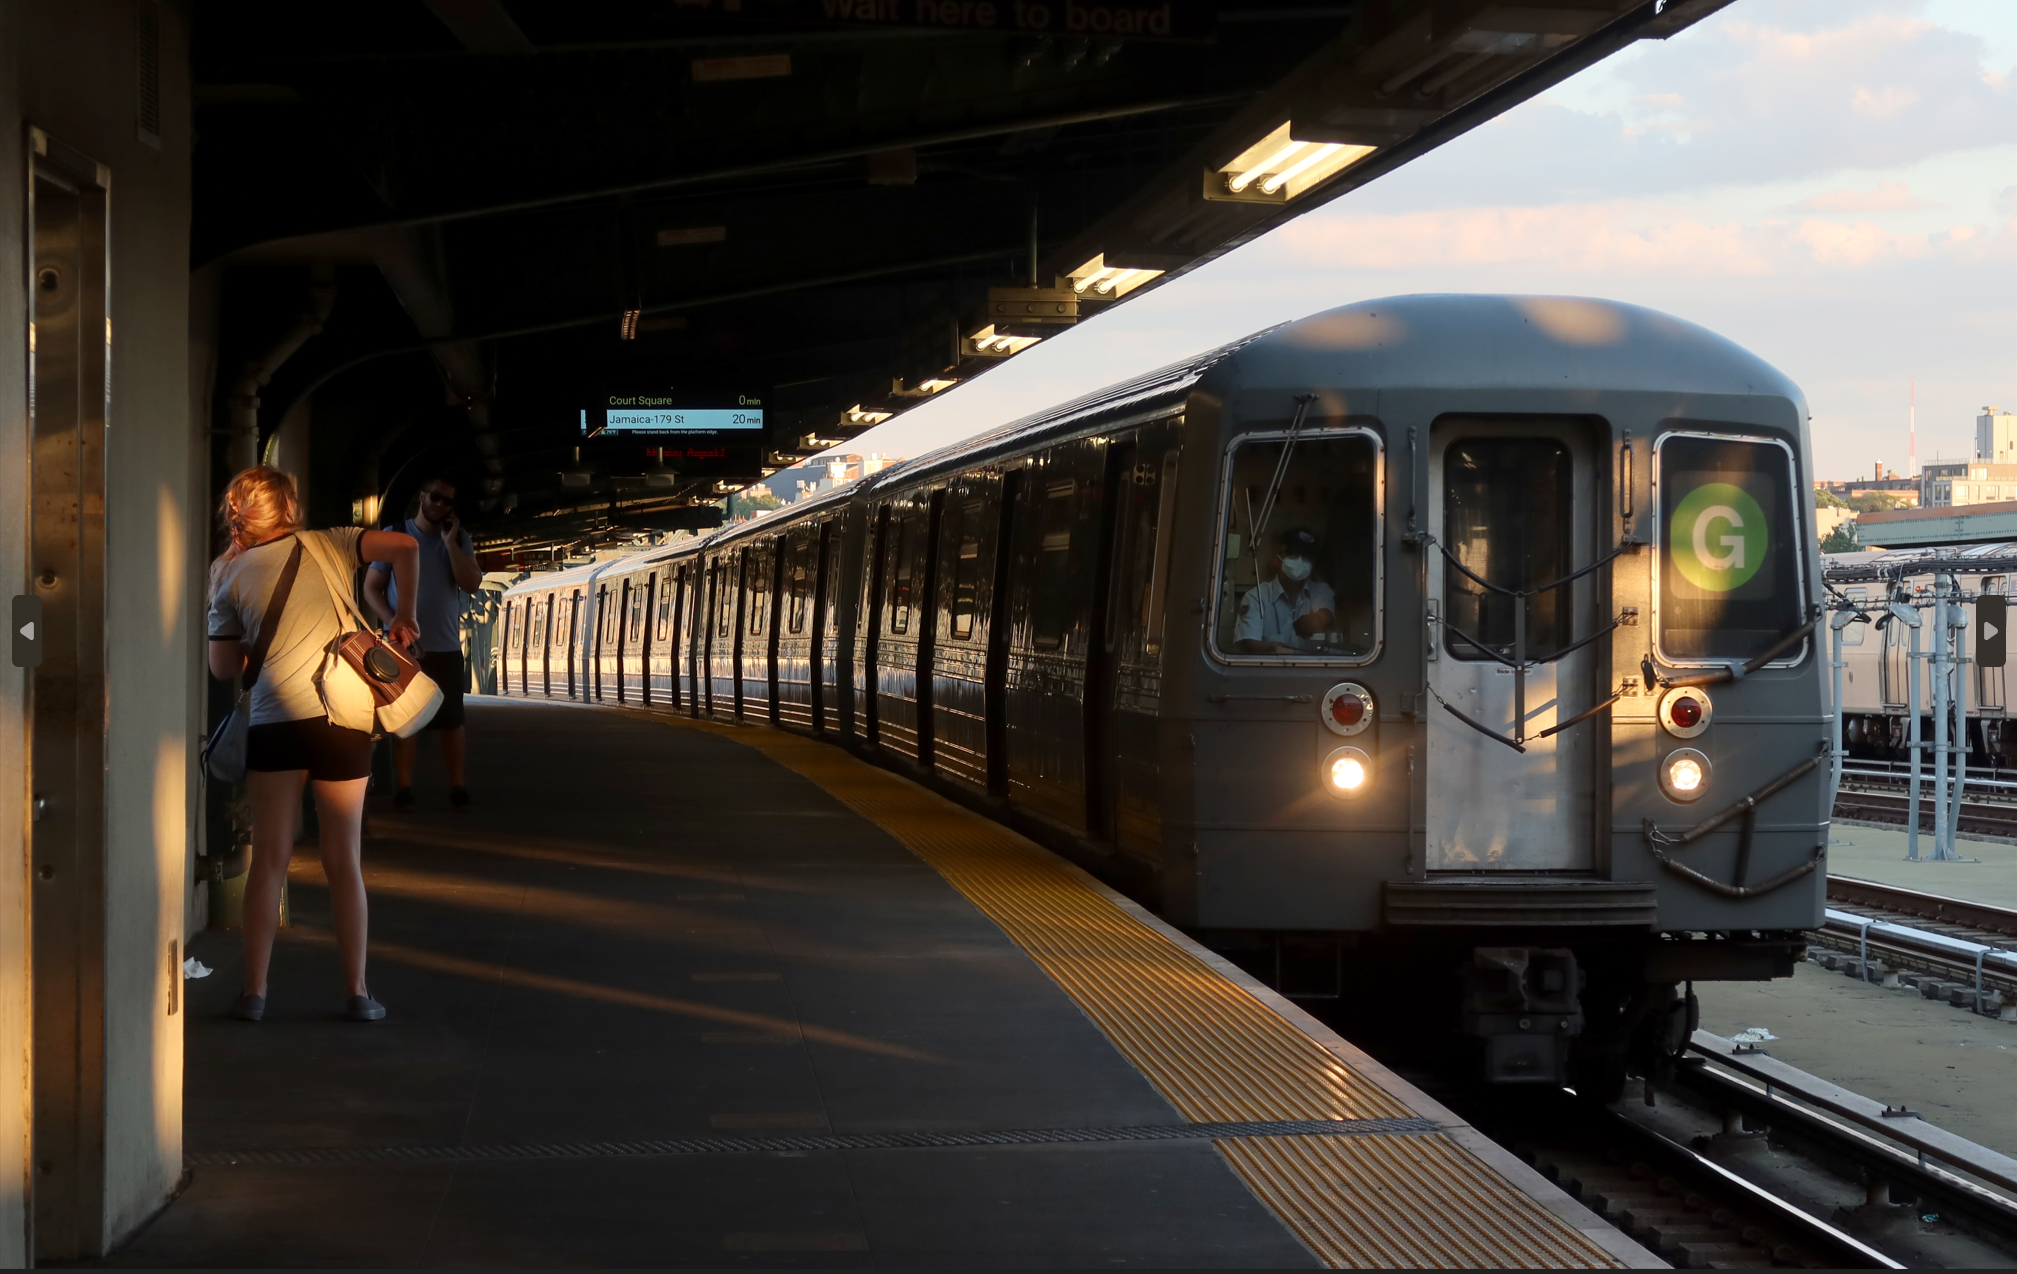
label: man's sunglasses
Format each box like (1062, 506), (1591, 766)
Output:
(422, 490), (455, 506)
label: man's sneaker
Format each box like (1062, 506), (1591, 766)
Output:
(230, 993), (265, 1022)
(450, 785), (472, 812)
(392, 787), (416, 812)
(346, 995), (387, 1022)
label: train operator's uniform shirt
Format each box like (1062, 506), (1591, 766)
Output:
(1235, 578), (1336, 652)
(368, 518), (475, 654)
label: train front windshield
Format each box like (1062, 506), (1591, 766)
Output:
(1215, 430), (1379, 659)
(1657, 433), (1804, 661)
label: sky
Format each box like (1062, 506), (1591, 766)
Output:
(827, 0), (2016, 484)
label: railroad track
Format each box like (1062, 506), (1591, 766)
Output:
(1818, 877), (2017, 1007)
(1833, 788), (2017, 839)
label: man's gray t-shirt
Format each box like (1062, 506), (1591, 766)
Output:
(207, 528), (366, 726)
(369, 518), (474, 654)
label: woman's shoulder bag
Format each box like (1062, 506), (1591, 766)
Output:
(296, 530), (443, 738)
(201, 538), (303, 784)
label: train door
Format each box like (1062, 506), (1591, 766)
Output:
(928, 480), (995, 786)
(876, 495), (932, 759)
(1427, 420), (1599, 871)
(808, 521), (832, 731)
(778, 528), (816, 727)
(615, 579), (632, 702)
(1004, 440), (1106, 831)
(741, 539), (776, 721)
(566, 589), (581, 698)
(1880, 602), (1911, 710)
(1095, 424), (1183, 854)
(862, 506), (890, 742)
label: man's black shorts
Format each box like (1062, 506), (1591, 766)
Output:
(421, 650), (466, 730)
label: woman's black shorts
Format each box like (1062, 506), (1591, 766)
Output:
(246, 718), (374, 781)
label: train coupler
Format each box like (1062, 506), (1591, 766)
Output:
(1459, 947), (1585, 1084)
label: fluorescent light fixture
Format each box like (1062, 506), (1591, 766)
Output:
(964, 325), (1042, 357)
(618, 309), (641, 340)
(1061, 254), (1164, 300)
(843, 405), (893, 426)
(917, 378), (957, 393)
(1211, 122), (1377, 202)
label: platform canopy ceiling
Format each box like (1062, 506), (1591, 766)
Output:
(193, 0), (1728, 558)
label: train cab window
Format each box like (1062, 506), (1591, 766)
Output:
(1443, 439), (1574, 660)
(1656, 433), (1804, 662)
(949, 499), (984, 640)
(1214, 429), (1380, 660)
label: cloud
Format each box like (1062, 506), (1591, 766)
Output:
(1348, 2), (2015, 213)
(1797, 180), (1931, 211)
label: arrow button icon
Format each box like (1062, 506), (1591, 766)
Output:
(1988, 621), (2001, 642)
(11, 596), (41, 669)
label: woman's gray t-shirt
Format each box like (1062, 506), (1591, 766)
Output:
(207, 527), (366, 726)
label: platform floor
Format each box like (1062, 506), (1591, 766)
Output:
(113, 700), (1647, 1268)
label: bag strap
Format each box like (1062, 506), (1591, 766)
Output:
(243, 538), (303, 693)
(295, 530), (377, 635)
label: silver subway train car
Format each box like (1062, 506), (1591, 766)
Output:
(495, 294), (1829, 1095)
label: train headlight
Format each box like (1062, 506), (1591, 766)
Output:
(1660, 748), (1712, 802)
(1320, 683), (1374, 737)
(1322, 746), (1372, 799)
(1658, 686), (1713, 739)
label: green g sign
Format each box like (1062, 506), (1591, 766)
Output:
(1670, 482), (1768, 591)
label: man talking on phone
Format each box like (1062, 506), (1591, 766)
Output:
(364, 475), (483, 811)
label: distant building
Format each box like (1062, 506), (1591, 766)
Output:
(1980, 405), (2017, 464)
(1921, 459), (2017, 509)
(1816, 504), (1854, 542)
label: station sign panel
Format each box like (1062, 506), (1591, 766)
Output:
(582, 389), (764, 442)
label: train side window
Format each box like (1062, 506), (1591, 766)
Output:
(827, 529), (845, 637)
(656, 570), (673, 640)
(1213, 428), (1381, 660)
(1841, 586), (1867, 646)
(629, 585), (645, 643)
(716, 560), (733, 638)
(1031, 477), (1078, 650)
(1655, 432), (1804, 663)
(949, 499), (984, 640)
(788, 534), (813, 633)
(889, 511), (913, 634)
(749, 549), (770, 637)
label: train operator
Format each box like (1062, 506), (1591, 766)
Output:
(1234, 527), (1335, 654)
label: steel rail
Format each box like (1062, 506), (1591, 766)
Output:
(1827, 876), (2017, 941)
(1679, 1032), (2017, 1244)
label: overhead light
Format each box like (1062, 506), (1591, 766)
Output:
(618, 309), (641, 340)
(918, 378), (957, 394)
(713, 480), (745, 495)
(801, 432), (844, 450)
(963, 324), (1042, 358)
(1061, 254), (1164, 300)
(1208, 122), (1376, 204)
(844, 405), (893, 426)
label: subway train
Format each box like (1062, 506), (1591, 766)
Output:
(494, 294), (1829, 1096)
(1827, 545), (2017, 765)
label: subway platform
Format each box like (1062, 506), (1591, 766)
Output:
(111, 701), (1656, 1268)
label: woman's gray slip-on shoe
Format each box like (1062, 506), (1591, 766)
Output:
(230, 993), (265, 1022)
(346, 995), (386, 1022)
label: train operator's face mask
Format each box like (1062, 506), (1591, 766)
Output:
(1280, 555), (1313, 582)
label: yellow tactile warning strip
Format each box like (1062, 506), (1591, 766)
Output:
(642, 712), (1623, 1269)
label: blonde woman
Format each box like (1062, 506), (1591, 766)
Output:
(206, 466), (419, 1022)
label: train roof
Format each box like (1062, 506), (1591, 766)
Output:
(500, 294), (1806, 600)
(1229, 294), (1805, 403)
